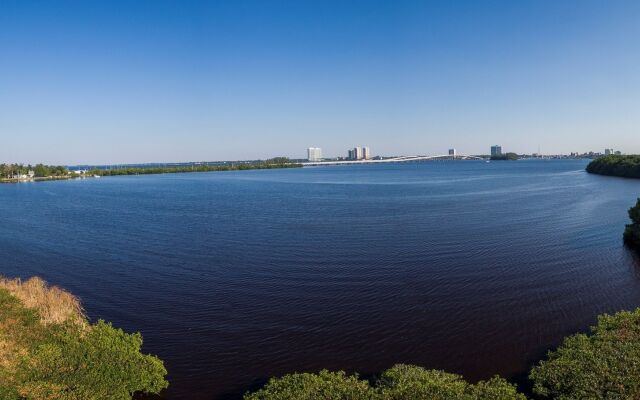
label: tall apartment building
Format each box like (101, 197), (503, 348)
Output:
(307, 147), (322, 162)
(348, 146), (370, 160)
(491, 145), (502, 157)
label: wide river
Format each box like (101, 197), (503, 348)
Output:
(1, 160), (640, 399)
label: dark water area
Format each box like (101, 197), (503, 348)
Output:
(2, 160), (640, 399)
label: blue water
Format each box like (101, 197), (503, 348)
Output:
(1, 160), (640, 399)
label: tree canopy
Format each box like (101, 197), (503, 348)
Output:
(89, 158), (301, 176)
(530, 308), (640, 399)
(586, 155), (640, 178)
(244, 365), (525, 400)
(0, 163), (68, 179)
(490, 153), (519, 161)
(624, 198), (640, 248)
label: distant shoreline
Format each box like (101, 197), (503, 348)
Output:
(0, 159), (302, 184)
(87, 160), (302, 177)
(0, 176), (77, 184)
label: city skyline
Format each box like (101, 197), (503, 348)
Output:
(2, 1), (640, 165)
(301, 145), (620, 161)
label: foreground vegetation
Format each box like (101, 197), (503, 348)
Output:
(6, 276), (640, 399)
(530, 309), (640, 399)
(0, 276), (167, 400)
(88, 157), (301, 176)
(246, 308), (640, 399)
(245, 366), (524, 400)
(586, 155), (640, 178)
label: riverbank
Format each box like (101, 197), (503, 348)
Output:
(586, 155), (640, 178)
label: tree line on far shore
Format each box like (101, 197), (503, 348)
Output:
(87, 158), (301, 177)
(0, 163), (69, 179)
(0, 158), (301, 180)
(490, 152), (519, 161)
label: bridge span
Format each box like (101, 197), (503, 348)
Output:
(302, 154), (484, 166)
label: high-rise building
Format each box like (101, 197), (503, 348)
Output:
(605, 148), (613, 155)
(449, 148), (457, 157)
(491, 145), (502, 157)
(307, 147), (322, 162)
(347, 146), (371, 160)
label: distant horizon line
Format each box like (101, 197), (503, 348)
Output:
(1, 150), (627, 168)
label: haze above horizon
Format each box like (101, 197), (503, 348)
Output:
(1, 0), (639, 165)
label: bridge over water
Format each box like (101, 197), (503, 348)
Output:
(302, 154), (484, 166)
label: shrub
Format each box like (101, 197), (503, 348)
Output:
(378, 364), (525, 400)
(244, 370), (372, 400)
(0, 277), (168, 400)
(530, 308), (640, 399)
(244, 364), (525, 400)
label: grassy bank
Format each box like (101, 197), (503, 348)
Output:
(0, 276), (167, 400)
(586, 155), (640, 178)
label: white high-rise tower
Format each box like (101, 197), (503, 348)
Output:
(307, 147), (322, 162)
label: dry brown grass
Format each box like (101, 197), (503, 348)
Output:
(0, 276), (86, 325)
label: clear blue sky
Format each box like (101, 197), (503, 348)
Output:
(1, 0), (639, 164)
